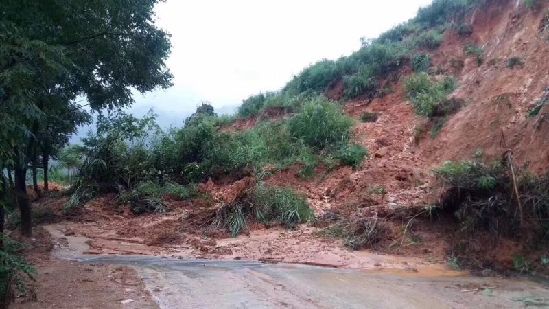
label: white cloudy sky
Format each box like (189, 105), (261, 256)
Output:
(130, 0), (433, 123)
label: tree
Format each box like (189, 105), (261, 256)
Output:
(0, 0), (172, 236)
(185, 102), (217, 127)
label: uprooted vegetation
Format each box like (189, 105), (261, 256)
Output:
(434, 157), (549, 272)
(215, 184), (313, 237)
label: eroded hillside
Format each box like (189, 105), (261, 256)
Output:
(15, 0), (549, 276)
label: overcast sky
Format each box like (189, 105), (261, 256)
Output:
(130, 0), (433, 122)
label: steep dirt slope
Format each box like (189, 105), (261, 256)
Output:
(420, 0), (549, 172)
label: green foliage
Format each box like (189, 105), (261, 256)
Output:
(0, 238), (35, 307)
(1, 0), (172, 234)
(524, 0), (539, 9)
(415, 0), (478, 28)
(513, 256), (531, 273)
(343, 68), (377, 99)
(217, 185), (313, 237)
(253, 185), (313, 228)
(288, 97), (353, 150)
(116, 181), (197, 215)
(185, 102), (217, 127)
(412, 30), (445, 50)
(464, 44), (484, 66)
(361, 112), (379, 123)
(406, 73), (457, 117)
(284, 59), (342, 95)
(238, 92), (275, 118)
(435, 159), (549, 240)
(66, 111), (163, 209)
(457, 24), (474, 37)
(507, 57), (525, 69)
(335, 144), (368, 169)
(412, 54), (432, 72)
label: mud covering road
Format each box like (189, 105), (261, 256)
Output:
(45, 225), (549, 308)
(75, 256), (548, 309)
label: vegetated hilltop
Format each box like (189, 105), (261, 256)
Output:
(12, 0), (549, 277)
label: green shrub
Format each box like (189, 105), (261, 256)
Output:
(377, 23), (420, 43)
(524, 0), (539, 9)
(343, 68), (377, 99)
(507, 57), (525, 69)
(284, 59), (342, 95)
(0, 238), (35, 307)
(457, 24), (474, 37)
(415, 0), (475, 28)
(336, 144), (368, 169)
(238, 92), (276, 118)
(116, 181), (196, 215)
(288, 97), (353, 150)
(254, 185), (313, 228)
(406, 73), (457, 117)
(435, 159), (549, 240)
(412, 54), (432, 72)
(412, 30), (444, 50)
(216, 185), (313, 236)
(464, 44), (484, 66)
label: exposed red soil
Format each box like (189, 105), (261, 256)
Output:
(420, 0), (549, 173)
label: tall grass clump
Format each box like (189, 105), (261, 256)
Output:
(288, 97), (353, 150)
(254, 185), (313, 228)
(216, 184), (313, 237)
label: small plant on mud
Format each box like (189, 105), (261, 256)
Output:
(360, 112), (379, 123)
(435, 158), (549, 240)
(507, 57), (525, 69)
(447, 255), (461, 270)
(457, 24), (473, 37)
(464, 44), (484, 66)
(335, 144), (369, 169)
(343, 217), (390, 250)
(513, 256), (531, 273)
(406, 73), (457, 117)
